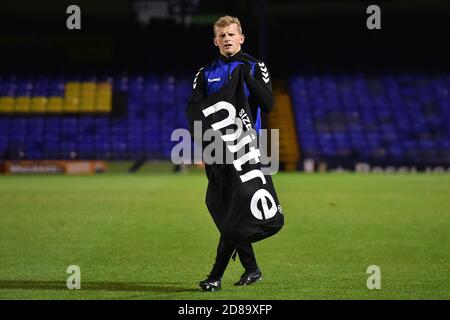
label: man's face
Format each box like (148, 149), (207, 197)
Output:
(214, 23), (244, 57)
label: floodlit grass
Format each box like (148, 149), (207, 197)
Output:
(0, 170), (449, 299)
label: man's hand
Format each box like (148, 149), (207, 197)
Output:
(230, 55), (253, 84)
(231, 56), (273, 113)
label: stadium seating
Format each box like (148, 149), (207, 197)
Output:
(0, 74), (191, 160)
(1, 72), (449, 167)
(289, 73), (450, 167)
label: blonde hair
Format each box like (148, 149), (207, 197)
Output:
(213, 15), (243, 36)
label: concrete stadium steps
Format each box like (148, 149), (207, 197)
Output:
(268, 81), (300, 171)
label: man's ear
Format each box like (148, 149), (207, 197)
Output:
(213, 37), (218, 47)
(240, 33), (245, 45)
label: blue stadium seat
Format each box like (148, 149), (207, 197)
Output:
(290, 73), (450, 166)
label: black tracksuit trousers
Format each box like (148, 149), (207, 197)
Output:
(204, 165), (259, 280)
(208, 236), (259, 280)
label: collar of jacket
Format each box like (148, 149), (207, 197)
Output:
(219, 50), (244, 63)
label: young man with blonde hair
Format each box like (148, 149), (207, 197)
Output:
(187, 15), (274, 292)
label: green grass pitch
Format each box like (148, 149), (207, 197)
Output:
(1, 169), (449, 299)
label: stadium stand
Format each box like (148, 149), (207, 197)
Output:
(0, 72), (449, 170)
(0, 74), (191, 160)
(290, 73), (450, 169)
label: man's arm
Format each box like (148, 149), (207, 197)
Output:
(244, 61), (274, 113)
(185, 67), (206, 134)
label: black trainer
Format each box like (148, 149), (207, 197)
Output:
(234, 269), (262, 286)
(199, 278), (222, 292)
